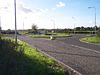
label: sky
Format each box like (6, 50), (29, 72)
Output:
(0, 0), (100, 30)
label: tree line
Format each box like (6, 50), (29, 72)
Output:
(0, 24), (100, 37)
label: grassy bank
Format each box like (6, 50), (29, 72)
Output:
(29, 33), (70, 38)
(0, 38), (69, 75)
(29, 34), (49, 38)
(80, 36), (100, 43)
(1, 34), (14, 37)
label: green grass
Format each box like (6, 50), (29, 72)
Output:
(29, 34), (49, 38)
(55, 33), (70, 37)
(80, 36), (100, 43)
(29, 33), (70, 38)
(0, 38), (69, 75)
(1, 34), (14, 37)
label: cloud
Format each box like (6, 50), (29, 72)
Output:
(0, 7), (8, 10)
(35, 8), (48, 13)
(21, 7), (32, 13)
(18, 2), (48, 14)
(52, 8), (56, 11)
(56, 2), (65, 8)
(19, 4), (32, 13)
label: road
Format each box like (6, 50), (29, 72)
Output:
(57, 34), (100, 52)
(18, 35), (100, 75)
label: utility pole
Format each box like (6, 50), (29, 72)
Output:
(0, 16), (1, 40)
(14, 0), (17, 44)
(94, 7), (96, 35)
(0, 7), (8, 38)
(23, 18), (24, 34)
(72, 17), (76, 34)
(51, 19), (55, 33)
(88, 7), (97, 35)
(0, 16), (1, 32)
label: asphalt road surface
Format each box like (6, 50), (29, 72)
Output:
(18, 35), (100, 75)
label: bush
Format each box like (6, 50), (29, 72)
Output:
(97, 29), (100, 37)
(0, 35), (1, 40)
(0, 39), (68, 75)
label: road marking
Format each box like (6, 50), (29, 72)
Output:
(80, 40), (100, 46)
(71, 45), (100, 54)
(57, 39), (100, 54)
(18, 38), (82, 75)
(35, 46), (82, 75)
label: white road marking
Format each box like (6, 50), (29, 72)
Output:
(35, 46), (82, 75)
(71, 45), (100, 54)
(80, 40), (100, 46)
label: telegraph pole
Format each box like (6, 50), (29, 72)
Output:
(14, 0), (17, 44)
(88, 7), (97, 35)
(0, 16), (1, 39)
(0, 16), (1, 32)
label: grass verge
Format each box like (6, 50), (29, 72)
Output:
(29, 33), (70, 38)
(80, 36), (100, 43)
(29, 34), (49, 38)
(0, 38), (69, 75)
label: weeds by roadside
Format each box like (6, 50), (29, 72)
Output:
(0, 38), (69, 75)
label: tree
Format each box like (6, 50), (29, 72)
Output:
(7, 29), (11, 33)
(75, 27), (81, 31)
(31, 24), (38, 34)
(97, 28), (100, 37)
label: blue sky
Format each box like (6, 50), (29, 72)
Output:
(0, 0), (100, 30)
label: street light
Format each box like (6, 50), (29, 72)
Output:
(0, 16), (1, 31)
(50, 18), (55, 40)
(0, 16), (1, 37)
(72, 17), (76, 34)
(0, 7), (8, 36)
(88, 7), (96, 35)
(23, 17), (27, 34)
(43, 14), (56, 40)
(51, 19), (55, 33)
(14, 0), (17, 44)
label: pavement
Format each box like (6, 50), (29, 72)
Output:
(18, 35), (100, 75)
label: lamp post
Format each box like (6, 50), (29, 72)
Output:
(14, 0), (17, 44)
(0, 16), (1, 39)
(50, 18), (55, 40)
(23, 17), (27, 34)
(51, 19), (55, 33)
(88, 7), (96, 35)
(0, 16), (1, 32)
(0, 7), (8, 37)
(72, 17), (76, 34)
(23, 18), (25, 34)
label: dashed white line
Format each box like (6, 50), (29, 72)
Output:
(71, 44), (100, 54)
(80, 40), (100, 46)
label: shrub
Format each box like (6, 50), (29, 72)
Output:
(0, 39), (68, 75)
(97, 29), (100, 37)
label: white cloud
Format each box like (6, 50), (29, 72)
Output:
(56, 2), (65, 8)
(52, 8), (56, 11)
(2, 0), (98, 30)
(0, 0), (51, 30)
(19, 5), (32, 13)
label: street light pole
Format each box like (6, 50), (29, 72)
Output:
(14, 0), (17, 44)
(23, 19), (24, 34)
(0, 16), (1, 40)
(72, 17), (76, 34)
(94, 7), (96, 35)
(88, 7), (97, 35)
(0, 16), (1, 30)
(0, 7), (8, 37)
(0, 16), (1, 38)
(51, 19), (55, 33)
(23, 17), (27, 34)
